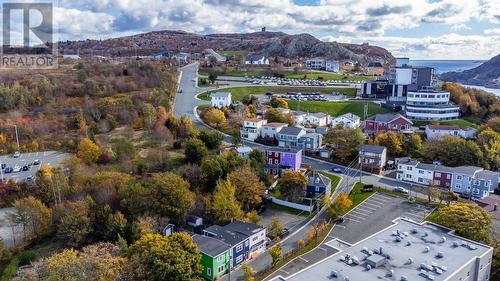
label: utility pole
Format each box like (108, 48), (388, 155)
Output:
(0, 158), (4, 182)
(14, 125), (20, 152)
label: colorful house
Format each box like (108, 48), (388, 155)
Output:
(363, 113), (413, 136)
(192, 235), (230, 281)
(264, 147), (303, 175)
(221, 221), (267, 259)
(359, 144), (387, 174)
(305, 170), (332, 199)
(203, 225), (250, 268)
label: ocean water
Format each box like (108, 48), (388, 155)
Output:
(410, 60), (485, 74)
(410, 60), (499, 97)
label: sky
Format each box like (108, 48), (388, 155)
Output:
(1, 0), (499, 60)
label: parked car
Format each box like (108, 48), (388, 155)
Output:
(33, 159), (40, 165)
(393, 186), (409, 194)
(13, 166), (21, 172)
(330, 166), (343, 173)
(4, 167), (13, 173)
(1, 163), (5, 169)
(279, 228), (290, 239)
(26, 175), (34, 181)
(22, 165), (29, 171)
(12, 151), (20, 158)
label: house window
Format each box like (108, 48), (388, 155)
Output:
(447, 174), (451, 180)
(406, 174), (412, 179)
(315, 186), (320, 192)
(207, 268), (212, 276)
(406, 166), (412, 171)
(236, 244), (243, 252)
(218, 265), (225, 273)
(457, 175), (462, 180)
(473, 180), (480, 185)
(419, 170), (424, 174)
(217, 255), (223, 262)
(236, 255), (243, 264)
(435, 172), (441, 177)
(455, 184), (462, 189)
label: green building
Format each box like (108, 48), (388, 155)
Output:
(193, 234), (231, 280)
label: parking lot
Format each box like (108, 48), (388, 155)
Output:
(0, 151), (70, 183)
(266, 192), (434, 280)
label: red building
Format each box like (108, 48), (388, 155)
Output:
(364, 113), (413, 136)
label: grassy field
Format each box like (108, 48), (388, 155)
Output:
(288, 100), (389, 117)
(198, 86), (357, 101)
(199, 67), (374, 81)
(348, 182), (375, 208)
(412, 118), (479, 128)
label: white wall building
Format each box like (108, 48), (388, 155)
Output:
(240, 118), (267, 141)
(304, 113), (330, 127)
(425, 124), (476, 139)
(261, 122), (288, 139)
(325, 60), (340, 73)
(211, 92), (232, 108)
(305, 59), (325, 70)
(331, 113), (361, 128)
(245, 54), (269, 65)
(405, 90), (460, 120)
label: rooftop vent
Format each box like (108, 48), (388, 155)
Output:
(344, 276), (350, 281)
(423, 231), (429, 237)
(411, 228), (418, 234)
(366, 264), (372, 270)
(406, 241), (412, 246)
(330, 271), (338, 278)
(396, 236), (402, 242)
(351, 256), (360, 265)
(407, 257), (414, 265)
(424, 246), (430, 253)
(452, 241), (459, 247)
(436, 251), (444, 258)
(387, 269), (394, 277)
(440, 236), (446, 243)
(401, 276), (408, 281)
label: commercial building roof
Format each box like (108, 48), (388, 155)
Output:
(192, 235), (230, 257)
(273, 218), (492, 281)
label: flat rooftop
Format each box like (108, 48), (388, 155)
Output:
(274, 218), (492, 281)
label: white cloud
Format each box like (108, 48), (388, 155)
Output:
(484, 28), (500, 35)
(451, 24), (471, 32)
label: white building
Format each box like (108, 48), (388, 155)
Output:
(245, 54), (269, 65)
(305, 58), (325, 70)
(304, 113), (330, 127)
(405, 90), (460, 121)
(291, 111), (308, 126)
(395, 157), (435, 185)
(235, 146), (253, 158)
(425, 124), (476, 139)
(325, 60), (340, 73)
(204, 48), (227, 62)
(261, 122), (288, 139)
(211, 92), (232, 108)
(240, 118), (267, 141)
(331, 113), (361, 128)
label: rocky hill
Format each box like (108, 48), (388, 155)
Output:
(440, 54), (500, 89)
(59, 30), (394, 65)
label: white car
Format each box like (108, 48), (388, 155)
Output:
(394, 186), (409, 194)
(13, 165), (21, 172)
(12, 151), (20, 158)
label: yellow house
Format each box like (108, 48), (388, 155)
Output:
(366, 61), (384, 76)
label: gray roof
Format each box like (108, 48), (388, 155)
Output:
(192, 235), (230, 257)
(309, 112), (328, 118)
(396, 157), (419, 166)
(275, 218), (492, 281)
(211, 92), (231, 98)
(301, 133), (322, 139)
(245, 54), (266, 61)
(292, 111), (308, 116)
(222, 221), (264, 237)
(453, 166), (483, 177)
(264, 146), (302, 154)
(335, 113), (360, 122)
(307, 172), (331, 188)
(279, 127), (305, 136)
(315, 127), (329, 135)
(474, 170), (499, 181)
(416, 163), (456, 174)
(204, 225), (248, 247)
(360, 144), (386, 154)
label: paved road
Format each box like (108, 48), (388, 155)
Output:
(172, 63), (433, 280)
(0, 151), (71, 183)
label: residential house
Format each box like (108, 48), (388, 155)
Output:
(305, 58), (325, 70)
(260, 122), (288, 139)
(245, 54), (269, 65)
(264, 147), (302, 175)
(203, 225), (250, 268)
(358, 144), (387, 174)
(478, 195), (500, 231)
(151, 50), (170, 59)
(278, 127), (306, 148)
(331, 113), (361, 128)
(222, 221), (267, 259)
(395, 157), (500, 199)
(240, 118), (267, 141)
(292, 111), (308, 126)
(366, 61), (384, 76)
(304, 113), (330, 127)
(235, 146), (253, 158)
(315, 126), (329, 136)
(211, 92), (232, 109)
(305, 170), (332, 199)
(192, 235), (230, 281)
(299, 133), (323, 151)
(204, 48), (227, 62)
(172, 52), (191, 64)
(425, 124), (476, 139)
(364, 113), (413, 136)
(325, 60), (340, 73)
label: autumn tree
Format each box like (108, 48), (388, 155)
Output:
(270, 97), (289, 109)
(268, 217), (284, 240)
(198, 129), (224, 149)
(264, 108), (295, 126)
(131, 216), (156, 241)
(242, 264), (256, 281)
(0, 240), (11, 263)
(426, 186), (441, 203)
(205, 108), (226, 128)
(127, 233), (202, 281)
(405, 133), (423, 157)
(56, 199), (92, 247)
(211, 179), (243, 224)
(327, 193), (352, 219)
(12, 197), (52, 242)
(476, 128), (500, 170)
(77, 138), (100, 164)
(90, 204), (127, 242)
(184, 138), (208, 164)
(227, 166), (265, 211)
(245, 210), (262, 225)
(147, 173), (195, 224)
(431, 203), (492, 242)
(422, 136), (482, 166)
(268, 244), (282, 266)
(35, 165), (70, 206)
(374, 131), (404, 156)
(324, 127), (365, 161)
(278, 171), (308, 203)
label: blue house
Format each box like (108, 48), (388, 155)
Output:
(203, 224), (250, 268)
(151, 50), (170, 59)
(305, 171), (332, 199)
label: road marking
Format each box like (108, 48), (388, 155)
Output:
(369, 197), (392, 204)
(279, 269), (290, 275)
(298, 256), (309, 263)
(350, 210), (370, 217)
(356, 205), (377, 212)
(360, 201), (383, 208)
(334, 224), (346, 229)
(344, 216), (363, 223)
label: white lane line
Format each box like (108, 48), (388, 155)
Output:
(356, 205), (377, 212)
(350, 210), (370, 217)
(362, 201), (384, 208)
(279, 269), (290, 275)
(334, 225), (346, 229)
(345, 213), (366, 220)
(345, 216), (363, 223)
(369, 197), (392, 204)
(298, 256), (309, 263)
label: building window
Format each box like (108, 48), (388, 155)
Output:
(457, 175), (462, 180)
(217, 255), (223, 262)
(218, 265), (225, 273)
(315, 186), (320, 192)
(419, 170), (424, 174)
(236, 244), (243, 252)
(207, 268), (212, 276)
(236, 255), (243, 264)
(435, 172), (441, 177)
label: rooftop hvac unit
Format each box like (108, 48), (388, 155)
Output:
(351, 256), (360, 265)
(424, 246), (430, 253)
(407, 257), (414, 264)
(406, 241), (412, 246)
(452, 241), (459, 247)
(411, 228), (418, 234)
(344, 276), (350, 281)
(366, 264), (372, 270)
(401, 275), (408, 281)
(386, 269), (394, 277)
(436, 251), (444, 258)
(440, 236), (446, 243)
(396, 236), (402, 242)
(330, 271), (338, 278)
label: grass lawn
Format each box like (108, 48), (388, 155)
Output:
(198, 86), (357, 101)
(288, 100), (389, 117)
(199, 67), (375, 82)
(348, 182), (375, 209)
(412, 118), (479, 128)
(265, 201), (309, 217)
(319, 172), (341, 193)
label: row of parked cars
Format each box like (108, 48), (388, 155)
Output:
(1, 159), (40, 174)
(245, 76), (365, 86)
(277, 93), (329, 101)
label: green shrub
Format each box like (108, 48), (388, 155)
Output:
(18, 251), (37, 266)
